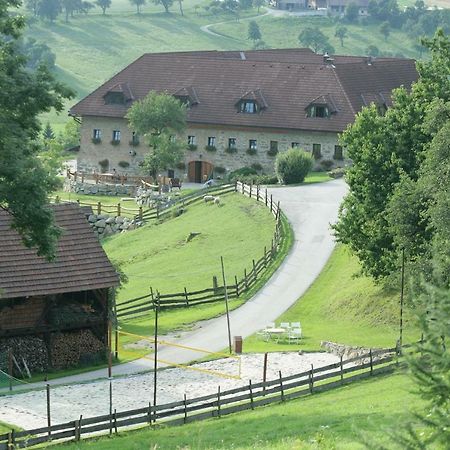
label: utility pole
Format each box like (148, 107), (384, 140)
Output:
(221, 256), (232, 354)
(399, 248), (405, 349)
(153, 297), (160, 410)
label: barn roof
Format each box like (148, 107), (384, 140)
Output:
(0, 203), (119, 299)
(70, 48), (418, 134)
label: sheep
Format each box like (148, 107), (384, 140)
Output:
(213, 196), (221, 206)
(203, 195), (215, 202)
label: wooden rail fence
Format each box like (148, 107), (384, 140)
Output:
(116, 182), (284, 318)
(0, 348), (403, 449)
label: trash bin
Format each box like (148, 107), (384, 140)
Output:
(233, 336), (243, 354)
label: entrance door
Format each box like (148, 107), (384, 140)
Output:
(188, 161), (214, 183)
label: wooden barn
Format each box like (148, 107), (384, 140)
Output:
(0, 203), (119, 375)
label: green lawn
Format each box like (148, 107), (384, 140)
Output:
(55, 371), (425, 449)
(243, 244), (420, 353)
(103, 192), (285, 358)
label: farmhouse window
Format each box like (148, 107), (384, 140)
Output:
(334, 145), (344, 160)
(291, 142), (300, 148)
(270, 141), (278, 152)
(112, 130), (121, 142)
(239, 101), (258, 114)
(93, 129), (101, 139)
(249, 139), (257, 150)
(131, 132), (139, 145)
(104, 92), (125, 105)
(308, 105), (329, 118)
(228, 138), (237, 148)
(312, 143), (322, 159)
(188, 135), (196, 145)
(208, 136), (216, 147)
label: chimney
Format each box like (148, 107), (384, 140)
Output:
(240, 51), (246, 61)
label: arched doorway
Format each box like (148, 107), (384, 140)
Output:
(187, 161), (214, 183)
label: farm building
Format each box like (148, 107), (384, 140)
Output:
(0, 203), (119, 375)
(69, 48), (418, 182)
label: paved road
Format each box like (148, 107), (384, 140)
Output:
(2, 179), (346, 393)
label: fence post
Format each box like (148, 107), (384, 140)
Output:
(113, 409), (118, 433)
(46, 383), (51, 437)
(244, 269), (248, 290)
(270, 195), (273, 214)
(139, 206), (143, 221)
(184, 287), (189, 307)
(263, 353), (268, 395)
(249, 380), (254, 410)
(117, 203), (121, 217)
(249, 182), (252, 198)
(252, 259), (257, 282)
(263, 247), (267, 268)
(109, 380), (113, 435)
(234, 180), (237, 192)
(265, 189), (268, 206)
(217, 386), (221, 418)
(340, 356), (344, 384)
(234, 275), (239, 297)
(369, 349), (373, 375)
(279, 371), (285, 402)
(183, 394), (188, 424)
(242, 181), (244, 195)
(7, 431), (12, 450)
(97, 201), (101, 215)
(156, 204), (160, 220)
(271, 239), (275, 259)
(309, 364), (314, 393)
(8, 349), (12, 391)
(276, 201), (281, 221)
(256, 185), (260, 202)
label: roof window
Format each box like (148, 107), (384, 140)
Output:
(306, 94), (337, 119)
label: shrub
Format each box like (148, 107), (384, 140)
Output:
(118, 161), (130, 169)
(98, 159), (109, 170)
(320, 159), (334, 170)
(246, 148), (257, 156)
(267, 148), (278, 157)
(205, 145), (217, 152)
(110, 139), (120, 146)
(228, 167), (258, 183)
(215, 166), (226, 174)
(328, 167), (346, 178)
(251, 163), (263, 171)
(275, 148), (313, 184)
(91, 137), (101, 144)
(176, 162), (186, 170)
(187, 144), (197, 151)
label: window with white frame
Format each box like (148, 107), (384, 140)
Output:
(112, 130), (121, 142)
(312, 143), (322, 159)
(239, 101), (258, 114)
(249, 139), (257, 150)
(93, 129), (101, 139)
(187, 135), (196, 145)
(228, 138), (237, 148)
(208, 136), (216, 147)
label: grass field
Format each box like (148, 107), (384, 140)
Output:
(243, 244), (420, 353)
(56, 371), (425, 449)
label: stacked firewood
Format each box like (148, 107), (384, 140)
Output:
(51, 329), (106, 370)
(0, 336), (48, 375)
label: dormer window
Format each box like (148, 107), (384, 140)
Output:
(239, 100), (258, 114)
(306, 94), (337, 119)
(308, 105), (329, 118)
(104, 92), (125, 105)
(172, 86), (199, 108)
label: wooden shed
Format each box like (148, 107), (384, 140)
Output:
(0, 203), (119, 374)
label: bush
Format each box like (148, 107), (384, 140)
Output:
(215, 166), (226, 174)
(187, 144), (197, 151)
(267, 148), (278, 157)
(228, 167), (258, 183)
(320, 159), (334, 170)
(328, 167), (346, 178)
(118, 161), (130, 169)
(246, 148), (257, 156)
(176, 162), (186, 170)
(251, 163), (263, 171)
(275, 148), (313, 184)
(91, 137), (101, 144)
(225, 147), (237, 154)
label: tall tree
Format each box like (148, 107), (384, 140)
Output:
(380, 20), (391, 41)
(43, 122), (55, 140)
(125, 91), (187, 177)
(152, 0), (173, 13)
(333, 30), (450, 280)
(345, 2), (359, 23)
(253, 0), (264, 12)
(130, 0), (145, 13)
(0, 0), (73, 258)
(95, 0), (111, 14)
(248, 20), (261, 43)
(335, 25), (348, 47)
(37, 0), (60, 22)
(298, 27), (331, 54)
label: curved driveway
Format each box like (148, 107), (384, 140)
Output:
(1, 179), (346, 391)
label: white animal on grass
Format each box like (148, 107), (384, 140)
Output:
(203, 195), (215, 202)
(213, 197), (220, 205)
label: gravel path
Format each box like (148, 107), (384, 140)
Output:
(0, 352), (339, 429)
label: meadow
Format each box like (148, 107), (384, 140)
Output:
(55, 371), (425, 449)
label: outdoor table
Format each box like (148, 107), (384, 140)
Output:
(265, 328), (286, 341)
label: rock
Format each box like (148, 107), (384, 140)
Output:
(88, 214), (97, 223)
(105, 217), (115, 224)
(95, 219), (106, 228)
(115, 216), (125, 224)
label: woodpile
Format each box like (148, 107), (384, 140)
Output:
(50, 329), (106, 370)
(0, 336), (48, 375)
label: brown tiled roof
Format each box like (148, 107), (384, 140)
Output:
(0, 204), (119, 300)
(70, 49), (418, 133)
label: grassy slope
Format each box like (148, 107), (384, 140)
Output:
(56, 372), (425, 450)
(244, 244), (420, 353)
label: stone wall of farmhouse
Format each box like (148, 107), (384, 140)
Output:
(78, 116), (343, 178)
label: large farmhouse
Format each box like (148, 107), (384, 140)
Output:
(0, 204), (119, 374)
(70, 48), (418, 183)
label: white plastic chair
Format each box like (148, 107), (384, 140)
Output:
(266, 322), (275, 329)
(288, 328), (302, 344)
(291, 322), (301, 329)
(280, 322), (290, 330)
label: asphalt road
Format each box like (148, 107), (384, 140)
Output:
(1, 179), (347, 392)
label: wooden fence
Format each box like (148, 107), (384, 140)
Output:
(0, 347), (403, 449)
(116, 182), (283, 318)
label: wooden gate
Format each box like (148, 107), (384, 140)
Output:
(187, 161), (214, 183)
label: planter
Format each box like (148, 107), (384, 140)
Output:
(267, 149), (278, 157)
(246, 148), (257, 156)
(205, 145), (217, 152)
(110, 140), (121, 146)
(187, 144), (198, 151)
(225, 147), (237, 154)
(91, 137), (101, 144)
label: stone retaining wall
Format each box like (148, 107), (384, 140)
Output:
(320, 340), (388, 360)
(86, 212), (143, 237)
(64, 179), (137, 196)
